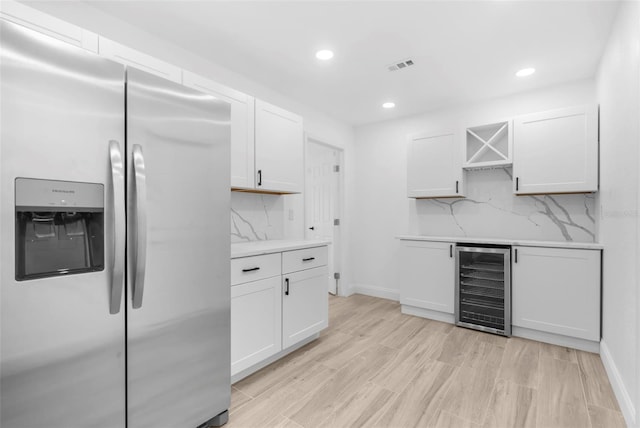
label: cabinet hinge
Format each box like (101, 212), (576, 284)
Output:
(333, 218), (340, 226)
(333, 165), (340, 173)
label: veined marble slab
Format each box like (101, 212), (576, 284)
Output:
(231, 239), (331, 259)
(231, 192), (284, 243)
(410, 168), (597, 243)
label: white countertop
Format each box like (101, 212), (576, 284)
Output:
(396, 235), (603, 250)
(231, 239), (331, 259)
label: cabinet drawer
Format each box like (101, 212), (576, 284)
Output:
(282, 246), (328, 274)
(231, 253), (281, 286)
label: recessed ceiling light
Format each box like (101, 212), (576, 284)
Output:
(382, 102), (396, 109)
(315, 50), (334, 60)
(516, 67), (536, 77)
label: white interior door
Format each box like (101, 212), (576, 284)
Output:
(305, 139), (341, 295)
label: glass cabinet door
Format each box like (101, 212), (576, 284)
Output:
(455, 246), (511, 336)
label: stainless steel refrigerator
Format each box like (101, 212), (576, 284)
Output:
(0, 20), (231, 428)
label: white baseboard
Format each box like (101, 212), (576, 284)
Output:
(511, 326), (600, 353)
(600, 340), (636, 428)
(401, 304), (455, 324)
(341, 283), (355, 297)
(349, 283), (399, 301)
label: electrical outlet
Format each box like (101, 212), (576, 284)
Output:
(288, 209), (294, 221)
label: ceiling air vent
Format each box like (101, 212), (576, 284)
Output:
(387, 58), (415, 72)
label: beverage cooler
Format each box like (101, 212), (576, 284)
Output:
(455, 245), (511, 336)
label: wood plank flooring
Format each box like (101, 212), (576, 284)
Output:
(229, 294), (624, 428)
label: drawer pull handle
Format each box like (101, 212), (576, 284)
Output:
(285, 278), (290, 296)
(302, 257), (315, 262)
(242, 267), (260, 273)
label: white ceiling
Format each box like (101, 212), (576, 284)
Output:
(83, 1), (618, 126)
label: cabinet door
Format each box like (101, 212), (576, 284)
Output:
(183, 71), (255, 189)
(512, 246), (600, 341)
(399, 240), (455, 314)
(231, 276), (282, 376)
(255, 99), (304, 193)
(407, 131), (463, 198)
(98, 38), (182, 83)
(282, 266), (328, 349)
(0, 1), (98, 52)
(513, 105), (598, 194)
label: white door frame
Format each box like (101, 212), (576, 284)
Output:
(304, 134), (344, 296)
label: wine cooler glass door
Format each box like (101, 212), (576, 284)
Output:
(455, 246), (511, 336)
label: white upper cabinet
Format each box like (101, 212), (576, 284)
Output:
(0, 1), (98, 52)
(513, 105), (598, 194)
(98, 38), (182, 83)
(254, 100), (304, 194)
(512, 246), (600, 341)
(407, 131), (464, 198)
(183, 72), (255, 189)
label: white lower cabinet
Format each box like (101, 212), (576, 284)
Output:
(399, 240), (455, 314)
(512, 246), (601, 341)
(231, 276), (282, 376)
(398, 238), (602, 350)
(282, 266), (329, 349)
(231, 245), (328, 379)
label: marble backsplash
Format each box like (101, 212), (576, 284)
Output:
(230, 192), (284, 243)
(410, 168), (596, 242)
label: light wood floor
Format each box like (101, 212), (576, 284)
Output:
(229, 294), (625, 428)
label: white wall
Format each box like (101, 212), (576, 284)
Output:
(348, 79), (596, 298)
(596, 1), (640, 426)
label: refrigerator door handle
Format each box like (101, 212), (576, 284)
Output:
(109, 140), (125, 314)
(132, 144), (148, 309)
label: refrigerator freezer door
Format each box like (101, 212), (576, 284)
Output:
(126, 68), (231, 428)
(0, 21), (126, 427)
